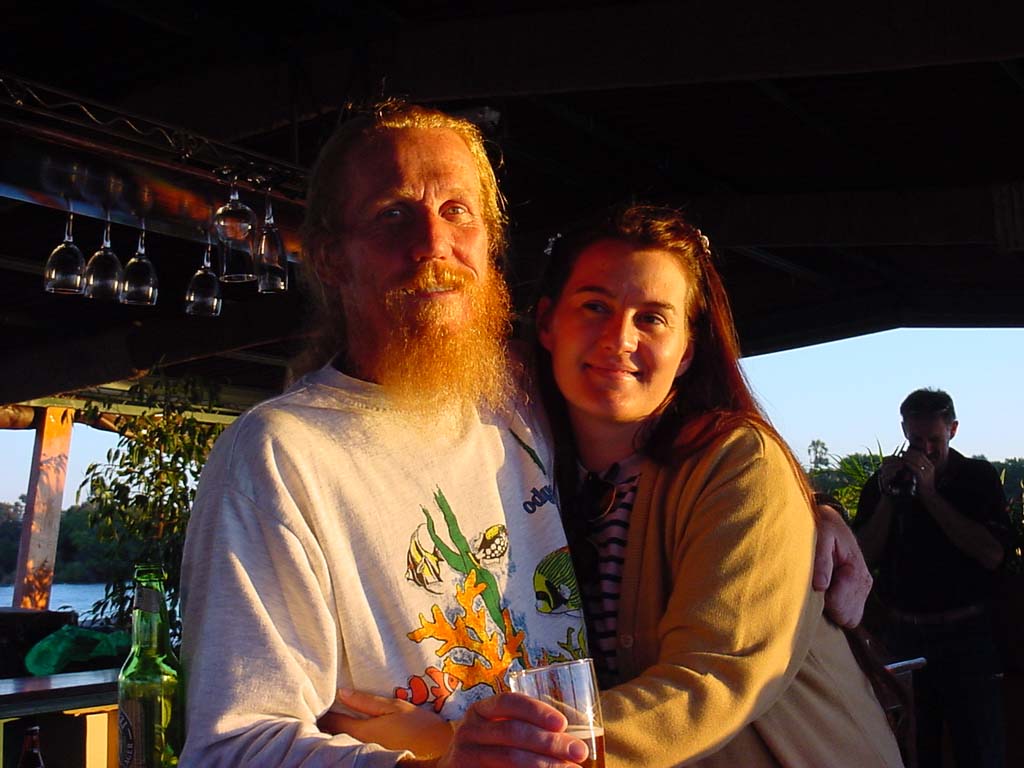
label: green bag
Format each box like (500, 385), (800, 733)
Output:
(25, 624), (131, 675)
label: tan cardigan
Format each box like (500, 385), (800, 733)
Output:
(600, 425), (903, 767)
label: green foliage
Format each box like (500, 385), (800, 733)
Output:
(997, 470), (1023, 574)
(78, 378), (225, 637)
(807, 442), (887, 521)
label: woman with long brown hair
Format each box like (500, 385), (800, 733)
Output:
(528, 204), (901, 765)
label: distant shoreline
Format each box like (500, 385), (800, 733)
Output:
(0, 583), (106, 617)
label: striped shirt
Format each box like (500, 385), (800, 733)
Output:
(577, 456), (642, 687)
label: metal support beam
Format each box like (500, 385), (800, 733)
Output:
(12, 406), (74, 610)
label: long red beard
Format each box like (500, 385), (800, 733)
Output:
(349, 261), (514, 417)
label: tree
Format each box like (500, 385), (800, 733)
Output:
(55, 503), (119, 584)
(78, 378), (225, 637)
(0, 495), (27, 582)
(807, 439), (830, 473)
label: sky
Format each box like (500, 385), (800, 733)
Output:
(1, 326), (1023, 508)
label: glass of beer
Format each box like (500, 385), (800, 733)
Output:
(509, 658), (604, 767)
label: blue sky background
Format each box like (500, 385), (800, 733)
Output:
(2, 327), (1022, 508)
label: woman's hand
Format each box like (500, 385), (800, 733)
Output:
(319, 689), (454, 758)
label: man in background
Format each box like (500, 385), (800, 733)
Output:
(856, 387), (1010, 767)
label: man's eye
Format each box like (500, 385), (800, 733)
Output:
(377, 206), (405, 220)
(638, 313), (667, 326)
(581, 301), (609, 314)
(444, 203), (469, 218)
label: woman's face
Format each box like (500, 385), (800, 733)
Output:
(539, 238), (695, 432)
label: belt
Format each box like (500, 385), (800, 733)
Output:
(888, 603), (986, 625)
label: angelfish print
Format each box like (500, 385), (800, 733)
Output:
(406, 524), (443, 593)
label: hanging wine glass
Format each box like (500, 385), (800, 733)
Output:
(256, 193), (288, 293)
(120, 220), (159, 306)
(84, 211), (124, 300)
(43, 207), (85, 294)
(213, 181), (255, 242)
(185, 235), (222, 317)
(218, 238), (256, 283)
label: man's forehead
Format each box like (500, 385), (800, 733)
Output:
(902, 414), (953, 436)
(342, 128), (482, 192)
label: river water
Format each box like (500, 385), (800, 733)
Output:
(0, 583), (106, 616)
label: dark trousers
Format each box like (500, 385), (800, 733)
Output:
(885, 612), (1005, 768)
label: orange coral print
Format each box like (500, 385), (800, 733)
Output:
(398, 571), (527, 710)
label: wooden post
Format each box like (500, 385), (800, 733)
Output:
(12, 407), (74, 609)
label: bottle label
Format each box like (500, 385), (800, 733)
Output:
(135, 586), (161, 613)
(119, 700), (147, 768)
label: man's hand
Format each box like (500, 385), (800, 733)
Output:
(901, 448), (937, 497)
(813, 504), (872, 628)
(429, 693), (589, 768)
(877, 455), (906, 492)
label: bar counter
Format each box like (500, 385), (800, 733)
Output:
(0, 668), (118, 718)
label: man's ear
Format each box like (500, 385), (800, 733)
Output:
(949, 420), (959, 440)
(536, 297), (555, 352)
(676, 341), (696, 378)
(308, 237), (349, 291)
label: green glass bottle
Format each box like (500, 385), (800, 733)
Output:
(118, 565), (183, 768)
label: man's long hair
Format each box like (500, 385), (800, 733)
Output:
(291, 100), (508, 379)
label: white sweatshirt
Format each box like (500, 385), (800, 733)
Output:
(180, 366), (584, 767)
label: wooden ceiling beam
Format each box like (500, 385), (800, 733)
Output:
(379, 2), (1024, 100)
(508, 182), (1003, 253)
(123, 3), (1024, 139)
(692, 184), (998, 248)
(737, 284), (1024, 356)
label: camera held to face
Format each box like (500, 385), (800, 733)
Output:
(881, 451), (917, 497)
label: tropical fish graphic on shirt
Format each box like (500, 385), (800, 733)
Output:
(474, 524), (508, 561)
(405, 524), (444, 593)
(533, 546), (582, 614)
(394, 665), (460, 713)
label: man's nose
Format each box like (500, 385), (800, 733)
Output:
(600, 313), (638, 353)
(409, 211), (450, 262)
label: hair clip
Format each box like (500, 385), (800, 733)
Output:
(695, 228), (711, 256)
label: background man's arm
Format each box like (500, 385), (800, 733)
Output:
(852, 457), (907, 568)
(916, 490), (1004, 570)
(906, 449), (1005, 570)
(854, 493), (895, 568)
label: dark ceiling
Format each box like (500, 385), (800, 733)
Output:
(3, 1), (1024, 408)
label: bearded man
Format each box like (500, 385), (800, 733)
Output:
(180, 102), (872, 768)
